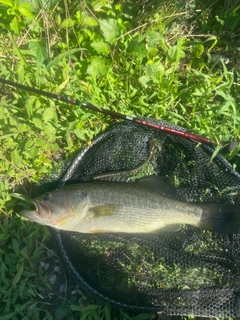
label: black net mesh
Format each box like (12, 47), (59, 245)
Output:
(34, 118), (240, 318)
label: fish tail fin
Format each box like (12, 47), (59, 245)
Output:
(200, 203), (240, 234)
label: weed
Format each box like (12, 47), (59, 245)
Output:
(0, 0), (240, 318)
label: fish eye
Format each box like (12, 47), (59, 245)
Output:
(42, 193), (50, 201)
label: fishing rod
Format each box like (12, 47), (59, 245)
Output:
(0, 77), (222, 146)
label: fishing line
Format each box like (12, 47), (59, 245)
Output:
(0, 77), (223, 146)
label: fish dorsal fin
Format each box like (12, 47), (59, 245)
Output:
(89, 204), (119, 218)
(136, 175), (177, 198)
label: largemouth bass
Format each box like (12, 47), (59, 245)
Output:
(20, 176), (240, 234)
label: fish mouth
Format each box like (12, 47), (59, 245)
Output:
(32, 200), (51, 217)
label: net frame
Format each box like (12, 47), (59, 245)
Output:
(36, 118), (240, 318)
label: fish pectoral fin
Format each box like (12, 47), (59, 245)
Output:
(89, 204), (119, 218)
(154, 224), (182, 233)
(75, 196), (91, 219)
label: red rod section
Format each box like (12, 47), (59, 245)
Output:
(0, 77), (221, 146)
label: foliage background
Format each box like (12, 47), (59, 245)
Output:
(0, 0), (240, 319)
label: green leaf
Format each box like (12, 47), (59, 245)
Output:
(82, 16), (98, 27)
(29, 40), (48, 64)
(17, 64), (25, 83)
(26, 96), (36, 118)
(139, 75), (150, 87)
(191, 43), (204, 58)
(0, 105), (4, 119)
(11, 148), (22, 166)
(104, 306), (111, 320)
(205, 36), (218, 52)
(12, 238), (20, 255)
(73, 129), (87, 140)
(42, 227), (51, 243)
(10, 192), (30, 202)
(1, 312), (17, 320)
(17, 3), (34, 20)
(148, 47), (158, 57)
(146, 30), (161, 47)
(0, 0), (13, 6)
(16, 123), (28, 133)
(87, 56), (109, 77)
(13, 262), (24, 286)
(127, 40), (147, 58)
(70, 305), (82, 312)
(32, 117), (43, 129)
(81, 304), (101, 313)
(1, 262), (9, 284)
(91, 39), (110, 56)
(167, 39), (186, 64)
(61, 18), (76, 28)
(0, 133), (18, 140)
(168, 46), (180, 63)
(66, 129), (73, 149)
(47, 48), (85, 69)
(209, 145), (223, 163)
(54, 77), (70, 93)
(224, 14), (240, 31)
(8, 32), (27, 66)
(99, 19), (121, 43)
(44, 124), (56, 142)
(146, 60), (164, 79)
(28, 145), (38, 158)
(10, 16), (20, 35)
(43, 106), (57, 122)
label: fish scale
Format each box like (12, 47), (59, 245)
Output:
(21, 177), (240, 234)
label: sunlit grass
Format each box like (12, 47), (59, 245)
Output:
(0, 0), (240, 318)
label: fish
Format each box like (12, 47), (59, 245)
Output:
(20, 176), (240, 234)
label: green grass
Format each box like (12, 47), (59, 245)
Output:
(0, 0), (240, 318)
